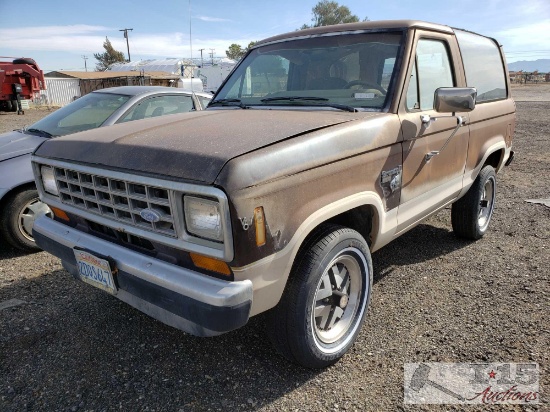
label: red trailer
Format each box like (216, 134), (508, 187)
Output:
(0, 57), (46, 114)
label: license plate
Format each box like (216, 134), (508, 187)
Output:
(73, 250), (117, 295)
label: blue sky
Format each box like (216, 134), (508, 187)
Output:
(0, 0), (548, 72)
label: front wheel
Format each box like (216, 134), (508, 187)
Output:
(266, 225), (373, 368)
(452, 165), (496, 240)
(0, 187), (52, 251)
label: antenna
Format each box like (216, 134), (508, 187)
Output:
(189, 0), (192, 60)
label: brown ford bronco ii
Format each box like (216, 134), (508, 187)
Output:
(31, 20), (515, 368)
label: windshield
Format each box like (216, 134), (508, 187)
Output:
(30, 92), (130, 137)
(213, 31), (403, 111)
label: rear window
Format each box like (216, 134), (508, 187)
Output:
(455, 29), (507, 103)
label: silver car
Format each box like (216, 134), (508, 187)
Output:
(0, 86), (211, 251)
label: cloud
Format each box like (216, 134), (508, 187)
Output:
(0, 24), (250, 60)
(496, 19), (550, 62)
(196, 15), (231, 22)
(0, 24), (112, 39)
(497, 19), (550, 49)
(0, 25), (118, 54)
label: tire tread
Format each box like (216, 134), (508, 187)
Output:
(452, 165), (496, 240)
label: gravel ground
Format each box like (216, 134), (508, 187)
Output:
(0, 85), (548, 411)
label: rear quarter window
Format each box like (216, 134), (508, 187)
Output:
(455, 29), (507, 103)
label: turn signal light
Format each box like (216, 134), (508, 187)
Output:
(254, 206), (266, 247)
(190, 253), (231, 276)
(51, 206), (70, 221)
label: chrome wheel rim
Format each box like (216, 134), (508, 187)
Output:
(478, 176), (496, 232)
(311, 247), (367, 353)
(17, 198), (52, 242)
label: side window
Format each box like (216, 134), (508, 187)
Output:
(223, 54), (290, 98)
(381, 57), (396, 89)
(455, 30), (507, 103)
(118, 95), (195, 123)
(198, 95), (211, 108)
(407, 39), (454, 111)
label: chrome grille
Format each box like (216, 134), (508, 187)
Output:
(54, 167), (176, 237)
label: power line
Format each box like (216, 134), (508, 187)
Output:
(81, 55), (88, 72)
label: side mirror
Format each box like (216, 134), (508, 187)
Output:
(434, 87), (477, 113)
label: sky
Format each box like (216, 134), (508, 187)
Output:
(0, 0), (548, 72)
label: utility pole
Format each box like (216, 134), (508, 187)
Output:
(209, 49), (215, 65)
(81, 55), (88, 72)
(198, 48), (205, 67)
(119, 28), (133, 62)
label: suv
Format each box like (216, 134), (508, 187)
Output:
(31, 21), (515, 368)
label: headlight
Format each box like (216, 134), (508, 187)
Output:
(184, 196), (223, 241)
(41, 166), (58, 196)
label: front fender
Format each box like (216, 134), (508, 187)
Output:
(0, 153), (35, 201)
(231, 191), (396, 316)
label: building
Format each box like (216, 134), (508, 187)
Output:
(108, 58), (236, 93)
(41, 70), (180, 106)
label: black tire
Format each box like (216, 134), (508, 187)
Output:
(13, 58), (37, 65)
(266, 224), (373, 368)
(451, 165), (496, 240)
(0, 187), (51, 251)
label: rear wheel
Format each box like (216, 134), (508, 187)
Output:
(452, 165), (496, 240)
(266, 225), (372, 368)
(0, 188), (52, 251)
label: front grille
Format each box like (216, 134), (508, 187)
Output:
(54, 167), (176, 237)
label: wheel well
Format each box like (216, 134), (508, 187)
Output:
(0, 183), (36, 212)
(322, 204), (377, 247)
(484, 150), (503, 170)
(288, 204), (378, 288)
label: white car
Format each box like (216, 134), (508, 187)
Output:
(0, 86), (211, 251)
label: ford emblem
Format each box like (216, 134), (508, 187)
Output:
(140, 208), (161, 223)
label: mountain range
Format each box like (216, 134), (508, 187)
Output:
(508, 59), (550, 72)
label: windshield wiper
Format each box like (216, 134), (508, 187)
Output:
(310, 103), (359, 112)
(260, 96), (358, 112)
(208, 98), (250, 109)
(26, 128), (54, 138)
(260, 96), (329, 103)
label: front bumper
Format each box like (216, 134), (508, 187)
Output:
(33, 216), (253, 337)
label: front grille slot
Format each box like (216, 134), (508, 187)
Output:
(55, 167), (177, 238)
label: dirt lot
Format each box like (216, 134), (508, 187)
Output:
(0, 85), (548, 411)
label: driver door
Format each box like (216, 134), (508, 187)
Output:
(397, 33), (470, 233)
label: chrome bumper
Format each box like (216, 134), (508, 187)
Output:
(33, 217), (253, 337)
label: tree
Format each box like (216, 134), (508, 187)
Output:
(226, 44), (245, 61)
(300, 0), (368, 29)
(94, 37), (126, 71)
(226, 41), (258, 61)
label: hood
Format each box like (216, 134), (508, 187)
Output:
(0, 130), (47, 162)
(34, 109), (360, 184)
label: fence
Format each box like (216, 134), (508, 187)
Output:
(39, 78), (81, 106)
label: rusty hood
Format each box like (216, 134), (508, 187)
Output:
(34, 109), (359, 184)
